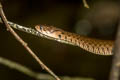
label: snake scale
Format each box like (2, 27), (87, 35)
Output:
(35, 25), (114, 55)
(0, 18), (114, 55)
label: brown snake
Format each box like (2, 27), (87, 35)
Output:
(0, 19), (114, 55)
(35, 25), (114, 56)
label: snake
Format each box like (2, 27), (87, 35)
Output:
(0, 18), (114, 55)
(35, 25), (114, 55)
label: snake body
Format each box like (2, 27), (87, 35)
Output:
(0, 18), (114, 55)
(35, 25), (114, 55)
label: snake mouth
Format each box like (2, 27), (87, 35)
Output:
(35, 25), (50, 33)
(35, 25), (43, 33)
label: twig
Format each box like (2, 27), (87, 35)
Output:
(0, 2), (60, 80)
(0, 57), (54, 80)
(0, 57), (95, 80)
(82, 0), (89, 8)
(109, 20), (120, 80)
(0, 19), (56, 42)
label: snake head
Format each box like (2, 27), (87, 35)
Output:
(35, 25), (64, 39)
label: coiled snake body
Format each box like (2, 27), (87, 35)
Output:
(35, 25), (114, 55)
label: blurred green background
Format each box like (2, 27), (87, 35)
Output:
(0, 0), (119, 80)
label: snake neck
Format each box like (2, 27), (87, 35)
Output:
(55, 31), (113, 55)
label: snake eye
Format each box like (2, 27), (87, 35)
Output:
(39, 25), (43, 30)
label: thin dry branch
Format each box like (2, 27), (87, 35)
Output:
(0, 57), (94, 80)
(109, 20), (120, 80)
(0, 57), (54, 80)
(0, 2), (60, 80)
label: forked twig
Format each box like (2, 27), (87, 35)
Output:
(0, 2), (60, 80)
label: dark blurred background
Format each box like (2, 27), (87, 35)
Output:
(0, 0), (120, 80)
